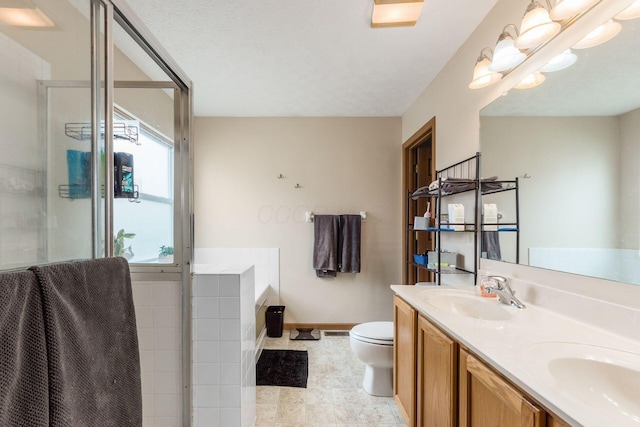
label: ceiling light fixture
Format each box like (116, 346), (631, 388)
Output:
(572, 19), (622, 49)
(489, 25), (526, 72)
(371, 0), (424, 28)
(539, 48), (577, 72)
(615, 0), (640, 20)
(514, 71), (546, 89)
(549, 0), (599, 21)
(469, 0), (628, 90)
(515, 0), (561, 49)
(0, 0), (54, 27)
(469, 48), (503, 89)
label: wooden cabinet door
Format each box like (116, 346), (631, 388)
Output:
(417, 314), (457, 427)
(459, 349), (544, 427)
(394, 295), (417, 426)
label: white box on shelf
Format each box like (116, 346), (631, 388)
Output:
(483, 203), (498, 231)
(447, 204), (465, 231)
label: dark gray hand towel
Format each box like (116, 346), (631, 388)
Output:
(30, 257), (142, 427)
(482, 231), (502, 261)
(339, 214), (361, 273)
(0, 270), (49, 427)
(313, 215), (340, 277)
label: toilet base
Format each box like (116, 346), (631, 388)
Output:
(362, 364), (393, 397)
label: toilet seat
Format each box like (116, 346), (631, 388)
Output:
(350, 321), (394, 346)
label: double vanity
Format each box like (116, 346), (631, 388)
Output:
(391, 280), (640, 427)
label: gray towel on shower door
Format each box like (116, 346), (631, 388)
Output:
(29, 257), (142, 427)
(0, 270), (49, 427)
(313, 215), (340, 277)
(339, 214), (361, 273)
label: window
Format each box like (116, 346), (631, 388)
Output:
(113, 110), (174, 263)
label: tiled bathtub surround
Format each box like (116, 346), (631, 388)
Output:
(192, 265), (256, 427)
(255, 332), (407, 426)
(194, 248), (280, 306)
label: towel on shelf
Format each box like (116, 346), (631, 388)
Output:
(0, 270), (49, 427)
(339, 214), (361, 273)
(411, 176), (503, 199)
(313, 215), (340, 277)
(29, 257), (142, 427)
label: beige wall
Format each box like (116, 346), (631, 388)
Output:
(193, 117), (402, 324)
(481, 116), (620, 263)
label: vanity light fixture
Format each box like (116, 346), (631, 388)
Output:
(549, 0), (599, 21)
(489, 25), (527, 72)
(469, 48), (503, 89)
(539, 48), (577, 72)
(572, 19), (622, 49)
(371, 0), (424, 28)
(515, 0), (561, 49)
(514, 71), (546, 89)
(0, 0), (53, 27)
(615, 0), (640, 20)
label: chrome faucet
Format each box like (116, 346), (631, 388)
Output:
(484, 276), (526, 309)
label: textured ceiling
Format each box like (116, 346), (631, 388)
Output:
(124, 0), (498, 117)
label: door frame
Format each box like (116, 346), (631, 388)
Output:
(402, 117), (436, 284)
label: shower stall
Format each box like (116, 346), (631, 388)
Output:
(1, 0), (192, 425)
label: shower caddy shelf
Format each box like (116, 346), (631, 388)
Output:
(59, 122), (140, 202)
(58, 184), (140, 202)
(64, 122), (140, 145)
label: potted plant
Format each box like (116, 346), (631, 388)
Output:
(114, 229), (135, 260)
(158, 245), (174, 263)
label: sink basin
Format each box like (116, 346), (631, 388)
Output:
(420, 289), (513, 321)
(524, 342), (640, 425)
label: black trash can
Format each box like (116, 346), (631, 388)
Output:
(266, 305), (285, 338)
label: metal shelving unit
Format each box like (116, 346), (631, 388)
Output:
(480, 178), (520, 263)
(406, 153), (481, 286)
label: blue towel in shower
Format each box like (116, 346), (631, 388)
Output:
(66, 150), (91, 199)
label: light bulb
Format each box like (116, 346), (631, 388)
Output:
(550, 0), (599, 21)
(540, 49), (577, 72)
(572, 19), (622, 49)
(515, 1), (561, 49)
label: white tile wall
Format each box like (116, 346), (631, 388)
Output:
(132, 280), (183, 427)
(192, 266), (256, 427)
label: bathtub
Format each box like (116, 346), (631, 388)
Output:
(255, 283), (271, 361)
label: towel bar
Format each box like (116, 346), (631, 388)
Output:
(305, 211), (367, 223)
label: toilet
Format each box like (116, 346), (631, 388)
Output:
(349, 321), (394, 397)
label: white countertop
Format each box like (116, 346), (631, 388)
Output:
(391, 284), (640, 427)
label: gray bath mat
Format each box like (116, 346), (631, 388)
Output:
(290, 328), (320, 340)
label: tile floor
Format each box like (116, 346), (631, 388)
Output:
(255, 330), (408, 427)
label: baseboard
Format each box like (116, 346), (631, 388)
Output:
(284, 323), (357, 331)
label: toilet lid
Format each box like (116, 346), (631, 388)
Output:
(350, 321), (394, 344)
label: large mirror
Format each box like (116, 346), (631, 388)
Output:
(480, 14), (640, 285)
